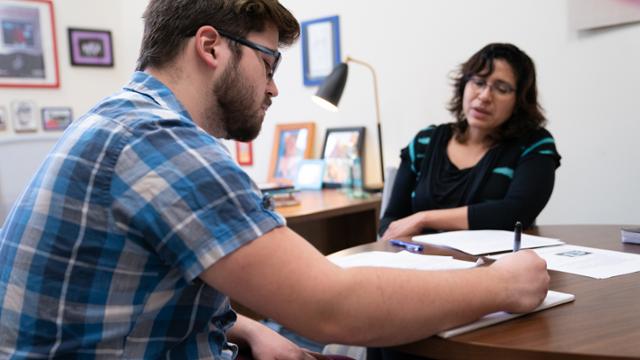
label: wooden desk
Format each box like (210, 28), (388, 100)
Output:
(276, 190), (381, 254)
(329, 225), (640, 360)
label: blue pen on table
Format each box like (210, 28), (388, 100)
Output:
(390, 239), (424, 252)
(513, 221), (522, 252)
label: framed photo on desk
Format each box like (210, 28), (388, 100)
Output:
(321, 127), (364, 188)
(268, 122), (315, 185)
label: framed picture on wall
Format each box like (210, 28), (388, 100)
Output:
(0, 106), (7, 131)
(235, 141), (253, 166)
(0, 0), (60, 88)
(321, 127), (365, 188)
(11, 100), (37, 133)
(41, 107), (72, 131)
(300, 15), (341, 86)
(268, 122), (315, 185)
(68, 28), (113, 67)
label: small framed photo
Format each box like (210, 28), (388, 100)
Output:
(268, 122), (315, 185)
(41, 107), (72, 131)
(235, 141), (253, 166)
(300, 15), (341, 86)
(11, 100), (37, 133)
(321, 127), (365, 187)
(68, 28), (113, 67)
(295, 159), (325, 190)
(0, 0), (60, 88)
(0, 106), (7, 131)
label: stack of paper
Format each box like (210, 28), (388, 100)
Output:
(413, 230), (564, 255)
(329, 251), (476, 271)
(621, 227), (640, 244)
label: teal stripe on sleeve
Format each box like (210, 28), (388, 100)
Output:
(409, 140), (416, 173)
(522, 137), (554, 157)
(492, 167), (514, 179)
(417, 137), (430, 145)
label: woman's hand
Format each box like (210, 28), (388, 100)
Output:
(381, 212), (426, 241)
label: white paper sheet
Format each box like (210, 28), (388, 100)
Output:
(412, 230), (564, 255)
(329, 251), (476, 270)
(438, 290), (575, 338)
(491, 244), (640, 279)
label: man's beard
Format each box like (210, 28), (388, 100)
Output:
(210, 56), (269, 142)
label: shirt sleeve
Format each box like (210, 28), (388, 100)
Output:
(468, 128), (561, 229)
(112, 124), (285, 282)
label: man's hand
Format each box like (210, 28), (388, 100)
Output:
(489, 250), (550, 313)
(229, 315), (316, 360)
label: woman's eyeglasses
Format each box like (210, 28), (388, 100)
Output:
(468, 76), (515, 96)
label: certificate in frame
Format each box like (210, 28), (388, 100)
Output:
(300, 15), (341, 87)
(0, 0), (60, 88)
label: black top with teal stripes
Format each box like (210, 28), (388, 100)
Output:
(380, 123), (561, 235)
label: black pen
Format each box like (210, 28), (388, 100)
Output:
(390, 239), (424, 253)
(513, 221), (522, 252)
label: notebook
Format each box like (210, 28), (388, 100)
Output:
(438, 290), (575, 338)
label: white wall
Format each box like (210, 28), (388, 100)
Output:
(1, 0), (639, 225)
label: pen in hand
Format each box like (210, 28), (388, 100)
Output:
(389, 239), (424, 253)
(513, 221), (522, 252)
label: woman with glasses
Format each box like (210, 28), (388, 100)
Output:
(379, 43), (561, 240)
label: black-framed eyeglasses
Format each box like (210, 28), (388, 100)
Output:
(217, 30), (281, 78)
(468, 75), (516, 96)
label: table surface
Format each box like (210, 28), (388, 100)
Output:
(328, 225), (640, 360)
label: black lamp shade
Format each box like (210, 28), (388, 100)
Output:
(314, 62), (349, 108)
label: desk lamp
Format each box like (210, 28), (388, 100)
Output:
(312, 56), (385, 184)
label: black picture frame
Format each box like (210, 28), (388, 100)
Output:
(321, 126), (365, 188)
(68, 28), (113, 67)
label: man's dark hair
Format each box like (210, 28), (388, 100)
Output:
(448, 43), (546, 143)
(137, 0), (300, 71)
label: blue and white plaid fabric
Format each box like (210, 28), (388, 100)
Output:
(0, 72), (285, 359)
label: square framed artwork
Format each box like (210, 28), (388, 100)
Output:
(0, 106), (7, 131)
(41, 106), (72, 131)
(11, 100), (37, 133)
(0, 0), (60, 88)
(300, 15), (341, 86)
(268, 122), (315, 185)
(321, 127), (365, 188)
(235, 141), (253, 166)
(68, 28), (113, 67)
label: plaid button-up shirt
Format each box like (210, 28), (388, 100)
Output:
(0, 72), (284, 359)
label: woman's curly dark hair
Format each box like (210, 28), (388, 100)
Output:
(448, 43), (546, 143)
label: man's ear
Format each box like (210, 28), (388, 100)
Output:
(194, 25), (223, 69)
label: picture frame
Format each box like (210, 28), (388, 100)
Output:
(41, 106), (72, 131)
(0, 0), (60, 88)
(268, 122), (315, 185)
(235, 141), (253, 166)
(0, 106), (7, 131)
(67, 28), (113, 67)
(11, 100), (37, 133)
(300, 15), (341, 87)
(321, 127), (365, 188)
(294, 159), (325, 190)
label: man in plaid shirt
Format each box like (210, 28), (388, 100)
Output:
(0, 0), (550, 359)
